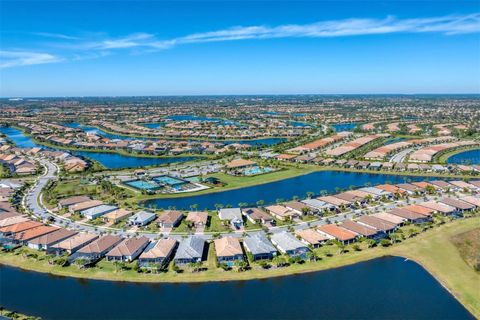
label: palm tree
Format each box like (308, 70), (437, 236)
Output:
(334, 240), (345, 254)
(306, 250), (319, 262)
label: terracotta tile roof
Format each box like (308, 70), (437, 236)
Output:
(214, 236), (243, 257)
(139, 238), (177, 259)
(317, 224), (357, 241)
(13, 225), (58, 241)
(340, 220), (377, 237)
(0, 220), (42, 233)
(106, 236), (149, 257)
(295, 229), (328, 244)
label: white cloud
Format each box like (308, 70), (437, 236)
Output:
(2, 13), (479, 68)
(0, 51), (61, 68)
(32, 32), (79, 40)
(173, 13), (480, 44)
(73, 13), (480, 53)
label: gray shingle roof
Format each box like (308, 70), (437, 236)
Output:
(243, 233), (277, 256)
(271, 232), (306, 252)
(175, 236), (204, 260)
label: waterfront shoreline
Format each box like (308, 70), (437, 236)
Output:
(133, 164), (478, 202)
(1, 217), (478, 318)
(439, 146), (480, 164)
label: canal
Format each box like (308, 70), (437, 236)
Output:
(144, 170), (426, 210)
(0, 257), (473, 319)
(64, 122), (287, 146)
(0, 127), (197, 169)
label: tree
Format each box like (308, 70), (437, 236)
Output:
(258, 260), (271, 269)
(234, 260), (248, 272)
(301, 207), (310, 216)
(380, 239), (390, 247)
(306, 250), (319, 262)
(334, 240), (346, 254)
(256, 200), (265, 207)
(366, 239), (377, 248)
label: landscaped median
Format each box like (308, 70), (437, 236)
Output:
(1, 217), (478, 318)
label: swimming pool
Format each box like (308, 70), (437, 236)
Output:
(153, 175), (186, 186)
(243, 166), (274, 175)
(125, 180), (160, 191)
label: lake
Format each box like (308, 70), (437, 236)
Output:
(144, 170), (426, 210)
(0, 127), (197, 169)
(447, 149), (480, 165)
(0, 257), (473, 319)
(332, 123), (358, 132)
(64, 122), (287, 146)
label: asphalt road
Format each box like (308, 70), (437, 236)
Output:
(389, 147), (415, 163)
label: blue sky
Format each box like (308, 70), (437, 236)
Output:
(1, 1), (479, 97)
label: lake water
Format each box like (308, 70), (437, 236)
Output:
(0, 127), (197, 169)
(447, 149), (480, 165)
(0, 257), (473, 320)
(64, 122), (286, 146)
(332, 123), (358, 132)
(144, 171), (425, 210)
(0, 126), (40, 149)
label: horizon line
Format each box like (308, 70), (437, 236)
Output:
(2, 92), (480, 99)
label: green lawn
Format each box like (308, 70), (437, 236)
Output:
(206, 214), (231, 233)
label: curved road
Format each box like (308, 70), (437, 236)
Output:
(389, 147), (415, 163)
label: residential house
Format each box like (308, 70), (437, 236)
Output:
(340, 220), (379, 239)
(270, 232), (309, 258)
(370, 212), (406, 226)
(241, 207), (274, 225)
(357, 215), (397, 233)
(75, 235), (123, 262)
(264, 205), (297, 221)
(103, 208), (133, 224)
(157, 210), (184, 228)
(218, 208), (243, 229)
(105, 236), (150, 262)
(389, 208), (430, 223)
(138, 238), (177, 267)
(418, 201), (456, 215)
(50, 232), (99, 255)
(12, 225), (59, 245)
(174, 236), (205, 265)
(460, 196), (480, 208)
(81, 205), (117, 220)
(27, 228), (77, 251)
(69, 200), (103, 214)
(0, 220), (43, 240)
(214, 236), (244, 265)
(284, 200), (310, 215)
(295, 229), (328, 248)
(243, 233), (277, 261)
(186, 211), (209, 228)
(438, 197), (475, 214)
(128, 210), (157, 226)
(317, 224), (357, 244)
(58, 196), (91, 209)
